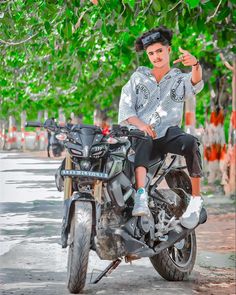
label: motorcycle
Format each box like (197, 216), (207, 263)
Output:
(26, 119), (207, 294)
(50, 130), (65, 157)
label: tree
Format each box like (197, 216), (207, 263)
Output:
(0, 0), (235, 128)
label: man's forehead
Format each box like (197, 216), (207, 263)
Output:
(146, 43), (167, 52)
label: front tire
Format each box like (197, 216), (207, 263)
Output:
(150, 231), (197, 281)
(67, 201), (92, 294)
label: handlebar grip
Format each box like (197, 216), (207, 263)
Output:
(25, 121), (43, 128)
(129, 129), (146, 137)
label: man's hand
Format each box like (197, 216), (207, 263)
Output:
(127, 116), (157, 138)
(173, 47), (198, 67)
(136, 122), (157, 138)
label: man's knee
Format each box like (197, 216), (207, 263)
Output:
(181, 135), (199, 154)
(134, 135), (153, 150)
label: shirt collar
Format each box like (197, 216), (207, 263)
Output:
(136, 66), (182, 83)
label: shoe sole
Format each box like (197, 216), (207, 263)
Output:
(180, 217), (199, 229)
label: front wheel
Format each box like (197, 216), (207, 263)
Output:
(150, 231), (197, 281)
(67, 201), (92, 294)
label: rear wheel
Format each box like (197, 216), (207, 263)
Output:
(67, 201), (92, 294)
(150, 231), (197, 281)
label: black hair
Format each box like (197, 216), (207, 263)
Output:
(135, 26), (173, 52)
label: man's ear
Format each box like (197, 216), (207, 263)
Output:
(168, 46), (172, 53)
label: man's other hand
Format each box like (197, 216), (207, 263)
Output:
(137, 122), (157, 138)
(173, 47), (198, 66)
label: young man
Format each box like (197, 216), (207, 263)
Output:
(118, 26), (204, 229)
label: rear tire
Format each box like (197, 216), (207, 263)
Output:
(150, 231), (197, 281)
(67, 201), (92, 294)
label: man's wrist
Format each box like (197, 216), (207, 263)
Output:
(192, 60), (199, 67)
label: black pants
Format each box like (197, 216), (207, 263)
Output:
(133, 126), (203, 178)
(47, 132), (51, 155)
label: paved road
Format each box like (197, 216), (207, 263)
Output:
(0, 151), (235, 295)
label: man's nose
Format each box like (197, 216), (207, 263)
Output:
(153, 52), (160, 60)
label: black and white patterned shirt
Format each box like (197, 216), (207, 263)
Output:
(118, 66), (204, 138)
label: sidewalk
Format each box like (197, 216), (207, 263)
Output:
(1, 150), (235, 294)
(194, 185), (235, 294)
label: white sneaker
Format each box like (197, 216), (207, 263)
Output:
(132, 188), (150, 216)
(180, 196), (203, 229)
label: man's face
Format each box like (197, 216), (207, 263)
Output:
(145, 43), (171, 68)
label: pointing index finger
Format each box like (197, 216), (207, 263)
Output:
(179, 47), (188, 54)
(173, 58), (182, 64)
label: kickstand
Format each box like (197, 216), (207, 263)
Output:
(91, 258), (122, 284)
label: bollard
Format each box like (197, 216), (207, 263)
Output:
(223, 111), (236, 196)
(20, 111), (27, 151)
(34, 111), (43, 150)
(185, 96), (196, 136)
(203, 108), (226, 184)
(58, 108), (66, 126)
(7, 116), (17, 150)
(70, 112), (83, 125)
(0, 121), (7, 150)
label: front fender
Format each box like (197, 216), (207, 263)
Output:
(61, 192), (95, 248)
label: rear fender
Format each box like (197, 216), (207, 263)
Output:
(61, 192), (95, 248)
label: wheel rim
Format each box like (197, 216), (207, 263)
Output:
(167, 232), (194, 268)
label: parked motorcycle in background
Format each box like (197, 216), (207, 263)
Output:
(26, 119), (207, 294)
(51, 130), (65, 157)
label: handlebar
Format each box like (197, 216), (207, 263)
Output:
(25, 119), (63, 132)
(110, 125), (146, 139)
(25, 121), (43, 128)
(25, 121), (146, 140)
(129, 129), (146, 138)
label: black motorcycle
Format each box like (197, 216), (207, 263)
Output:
(26, 119), (207, 294)
(51, 130), (65, 157)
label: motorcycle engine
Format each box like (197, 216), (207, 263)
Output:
(95, 208), (126, 260)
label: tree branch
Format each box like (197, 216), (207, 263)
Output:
(220, 53), (234, 71)
(118, 0), (126, 20)
(74, 10), (88, 31)
(142, 0), (153, 15)
(206, 0), (222, 23)
(0, 32), (38, 46)
(168, 0), (182, 12)
(56, 86), (77, 95)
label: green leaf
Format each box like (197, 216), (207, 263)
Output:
(185, 0), (200, 9)
(101, 21), (108, 36)
(217, 7), (231, 21)
(0, 79), (7, 86)
(123, 0), (135, 11)
(63, 21), (73, 39)
(44, 21), (51, 34)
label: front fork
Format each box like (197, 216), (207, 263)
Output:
(61, 153), (95, 248)
(61, 152), (73, 248)
(64, 152), (73, 201)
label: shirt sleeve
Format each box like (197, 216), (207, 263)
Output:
(183, 73), (204, 100)
(118, 77), (137, 124)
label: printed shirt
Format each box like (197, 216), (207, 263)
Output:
(118, 66), (204, 138)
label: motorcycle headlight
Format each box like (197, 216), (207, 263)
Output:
(90, 144), (108, 158)
(70, 149), (82, 156)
